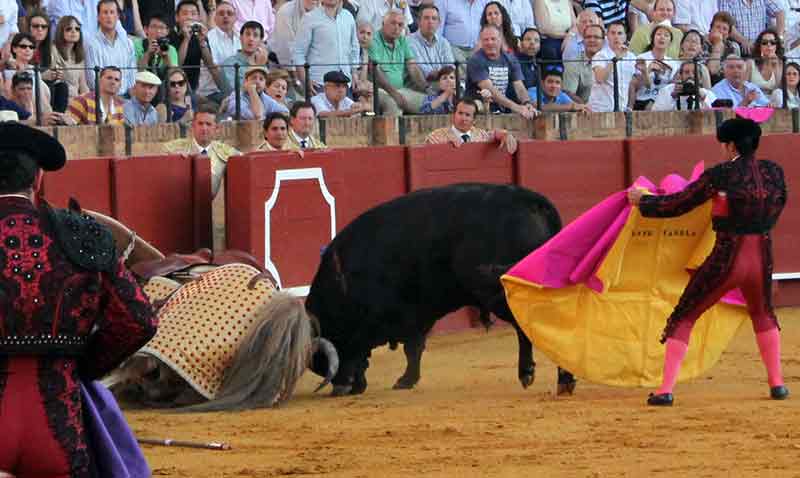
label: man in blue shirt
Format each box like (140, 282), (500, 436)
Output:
(711, 55), (770, 108)
(123, 71), (161, 126)
(527, 69), (591, 112)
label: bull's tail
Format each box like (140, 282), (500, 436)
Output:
(182, 292), (324, 412)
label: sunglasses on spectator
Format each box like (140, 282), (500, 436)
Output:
(66, 26), (81, 32)
(761, 39), (777, 45)
(16, 43), (36, 50)
(170, 80), (187, 87)
(30, 23), (48, 29)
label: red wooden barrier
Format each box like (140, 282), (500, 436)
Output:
(755, 134), (800, 275)
(42, 158), (113, 215)
(407, 142), (513, 191)
(517, 139), (627, 224)
(226, 147), (406, 291)
(626, 135), (721, 185)
(113, 155), (212, 253)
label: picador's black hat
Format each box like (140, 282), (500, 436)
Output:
(0, 122), (66, 171)
(716, 117), (762, 145)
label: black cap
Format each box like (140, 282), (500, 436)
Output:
(323, 70), (350, 84)
(716, 117), (761, 144)
(0, 122), (66, 171)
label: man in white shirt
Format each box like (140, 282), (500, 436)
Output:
(197, 1), (242, 105)
(311, 70), (367, 117)
(0, 0), (19, 49)
(652, 61), (716, 110)
(672, 0), (717, 35)
(357, 0), (413, 33)
(589, 21), (637, 112)
(85, 0), (137, 94)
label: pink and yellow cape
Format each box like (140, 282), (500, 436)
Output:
(501, 163), (749, 387)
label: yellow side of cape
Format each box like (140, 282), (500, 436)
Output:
(501, 203), (748, 387)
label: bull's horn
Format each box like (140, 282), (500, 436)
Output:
(312, 338), (339, 393)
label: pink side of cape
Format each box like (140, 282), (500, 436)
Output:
(506, 161), (745, 305)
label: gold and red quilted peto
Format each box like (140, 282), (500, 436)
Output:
(139, 263), (276, 399)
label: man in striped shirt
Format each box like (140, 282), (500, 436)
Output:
(582, 0), (654, 27)
(66, 66), (126, 125)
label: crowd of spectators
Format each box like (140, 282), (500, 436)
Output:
(0, 0), (798, 128)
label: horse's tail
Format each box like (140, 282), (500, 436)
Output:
(183, 291), (337, 412)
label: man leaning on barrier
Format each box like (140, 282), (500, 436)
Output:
(163, 103), (241, 198)
(425, 97), (518, 154)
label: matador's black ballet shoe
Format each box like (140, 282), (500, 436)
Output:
(647, 393), (674, 406)
(770, 385), (789, 400)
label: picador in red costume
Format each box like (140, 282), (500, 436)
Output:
(0, 122), (158, 477)
(628, 117), (788, 406)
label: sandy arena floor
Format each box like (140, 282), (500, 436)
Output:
(130, 307), (800, 478)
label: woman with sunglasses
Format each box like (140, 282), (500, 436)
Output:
(52, 16), (89, 101)
(746, 28), (783, 95)
(157, 68), (194, 123)
(3, 32), (51, 111)
(27, 10), (71, 112)
(770, 61), (800, 108)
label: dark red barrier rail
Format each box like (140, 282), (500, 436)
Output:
(407, 142), (513, 191)
(42, 157), (113, 215)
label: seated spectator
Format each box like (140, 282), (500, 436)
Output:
(420, 65), (456, 114)
(311, 71), (367, 117)
(221, 20), (268, 93)
(169, 0), (216, 91)
(534, 0), (576, 64)
(515, 27), (540, 89)
(480, 2), (518, 53)
(746, 29), (783, 96)
(257, 111), (290, 150)
(370, 10), (428, 115)
(8, 72), (64, 125)
(134, 14), (178, 82)
(711, 55), (770, 108)
(4, 33), (51, 107)
(425, 97), (518, 154)
(407, 5), (455, 85)
(66, 65), (125, 124)
(28, 11), (69, 113)
(563, 23), (603, 103)
(223, 65), (290, 120)
(770, 62), (800, 108)
(707, 12), (742, 85)
(85, 0), (136, 94)
(588, 21), (636, 112)
(719, 0), (784, 54)
(466, 25), (537, 118)
(286, 101), (326, 149)
(265, 69), (290, 106)
(270, 0), (319, 67)
(677, 29), (711, 88)
(157, 68), (193, 123)
(528, 69), (591, 112)
(652, 60), (716, 110)
(0, 93), (32, 121)
(51, 16), (90, 102)
(631, 24), (680, 110)
(353, 21), (374, 109)
(123, 71), (161, 126)
(629, 0), (683, 58)
(562, 9), (601, 62)
(197, 1), (241, 107)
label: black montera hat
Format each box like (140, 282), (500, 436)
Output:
(0, 122), (66, 171)
(716, 117), (761, 144)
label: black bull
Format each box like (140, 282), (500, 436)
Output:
(306, 183), (577, 396)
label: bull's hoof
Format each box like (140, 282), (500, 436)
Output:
(392, 376), (418, 390)
(330, 384), (352, 397)
(557, 380), (577, 396)
(350, 376), (367, 395)
(519, 370), (535, 389)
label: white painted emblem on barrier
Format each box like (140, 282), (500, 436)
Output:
(264, 168), (336, 296)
